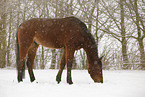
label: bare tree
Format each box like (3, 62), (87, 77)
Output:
(124, 0), (145, 69)
(99, 0), (130, 69)
(1, 0), (144, 70)
(0, 0), (7, 68)
(120, 0), (129, 69)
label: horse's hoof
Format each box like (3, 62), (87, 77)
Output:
(56, 76), (61, 84)
(68, 81), (73, 85)
(57, 81), (60, 84)
(56, 79), (61, 84)
(30, 77), (36, 82)
(18, 80), (23, 83)
(56, 77), (61, 84)
(18, 79), (23, 83)
(67, 80), (73, 85)
(32, 80), (38, 83)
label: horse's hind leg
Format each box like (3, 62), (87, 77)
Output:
(26, 42), (39, 82)
(17, 59), (25, 82)
(21, 60), (26, 79)
(56, 49), (66, 84)
(18, 40), (33, 82)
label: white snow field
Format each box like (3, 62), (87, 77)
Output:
(0, 69), (145, 97)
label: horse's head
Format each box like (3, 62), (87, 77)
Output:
(88, 57), (103, 83)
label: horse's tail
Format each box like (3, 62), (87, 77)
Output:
(16, 31), (19, 70)
(16, 27), (25, 79)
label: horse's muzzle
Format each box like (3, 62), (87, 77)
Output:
(94, 80), (103, 83)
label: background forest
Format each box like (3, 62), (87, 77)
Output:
(0, 0), (145, 70)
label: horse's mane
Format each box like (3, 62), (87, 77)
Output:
(72, 17), (98, 57)
(75, 17), (98, 50)
(69, 16), (97, 46)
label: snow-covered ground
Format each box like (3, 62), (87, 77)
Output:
(0, 69), (145, 97)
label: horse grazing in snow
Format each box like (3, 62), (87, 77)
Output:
(16, 16), (103, 84)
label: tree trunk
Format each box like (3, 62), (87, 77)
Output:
(95, 0), (99, 58)
(40, 46), (45, 69)
(0, 0), (7, 68)
(80, 50), (87, 69)
(72, 57), (77, 69)
(120, 0), (129, 69)
(134, 0), (145, 69)
(50, 49), (57, 69)
(7, 10), (12, 67)
(57, 49), (63, 69)
(138, 39), (145, 69)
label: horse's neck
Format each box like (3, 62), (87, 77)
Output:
(83, 41), (98, 64)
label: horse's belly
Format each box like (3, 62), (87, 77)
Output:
(34, 37), (64, 49)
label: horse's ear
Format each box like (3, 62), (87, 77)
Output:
(99, 56), (103, 60)
(96, 56), (103, 62)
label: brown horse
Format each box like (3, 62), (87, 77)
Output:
(16, 16), (103, 84)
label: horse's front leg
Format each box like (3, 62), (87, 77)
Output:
(56, 49), (66, 84)
(67, 61), (73, 84)
(66, 47), (75, 85)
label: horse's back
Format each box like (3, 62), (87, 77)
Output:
(18, 17), (88, 49)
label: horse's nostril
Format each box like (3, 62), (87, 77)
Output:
(101, 80), (103, 83)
